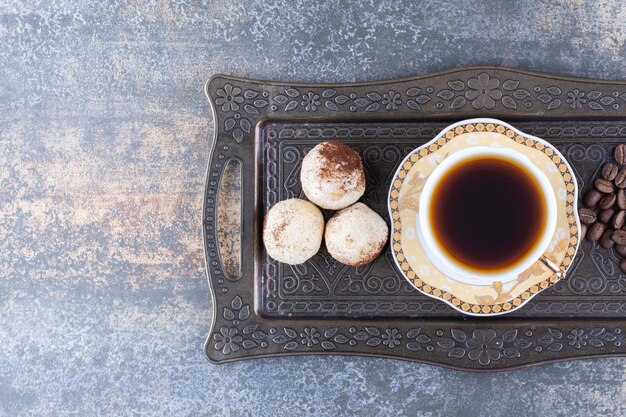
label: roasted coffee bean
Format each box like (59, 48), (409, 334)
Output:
(595, 178), (614, 194)
(615, 144), (626, 165)
(598, 208), (615, 224)
(601, 229), (615, 249)
(617, 244), (626, 257)
(583, 189), (602, 207)
(613, 210), (626, 229)
(616, 167), (626, 189)
(621, 258), (626, 274)
(580, 223), (588, 239)
(612, 229), (626, 245)
(578, 207), (596, 224)
(587, 222), (605, 241)
(618, 189), (626, 210)
(600, 193), (617, 209)
(602, 162), (619, 180)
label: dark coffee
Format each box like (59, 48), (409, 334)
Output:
(429, 156), (547, 273)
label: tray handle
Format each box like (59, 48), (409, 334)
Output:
(204, 75), (260, 293)
(215, 157), (243, 280)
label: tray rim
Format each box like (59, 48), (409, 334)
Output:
(206, 65), (626, 89)
(203, 66), (626, 371)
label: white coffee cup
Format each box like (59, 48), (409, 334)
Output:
(417, 146), (557, 286)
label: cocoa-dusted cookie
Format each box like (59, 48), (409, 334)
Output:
(263, 198), (324, 265)
(324, 202), (388, 267)
(301, 141), (366, 210)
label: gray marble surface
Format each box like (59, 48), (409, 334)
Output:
(1, 1), (625, 416)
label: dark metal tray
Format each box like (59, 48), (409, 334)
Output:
(203, 67), (626, 371)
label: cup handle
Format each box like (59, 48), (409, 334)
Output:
(539, 256), (566, 279)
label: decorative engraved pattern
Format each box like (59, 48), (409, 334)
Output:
(211, 293), (626, 366)
(205, 68), (626, 369)
(260, 122), (625, 318)
(210, 72), (626, 144)
(217, 84), (269, 141)
(263, 74), (625, 115)
(435, 328), (531, 365)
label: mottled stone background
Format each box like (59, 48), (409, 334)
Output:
(1, 1), (625, 416)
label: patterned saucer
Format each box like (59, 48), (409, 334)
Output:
(388, 118), (581, 316)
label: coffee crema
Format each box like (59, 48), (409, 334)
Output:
(429, 156), (547, 273)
